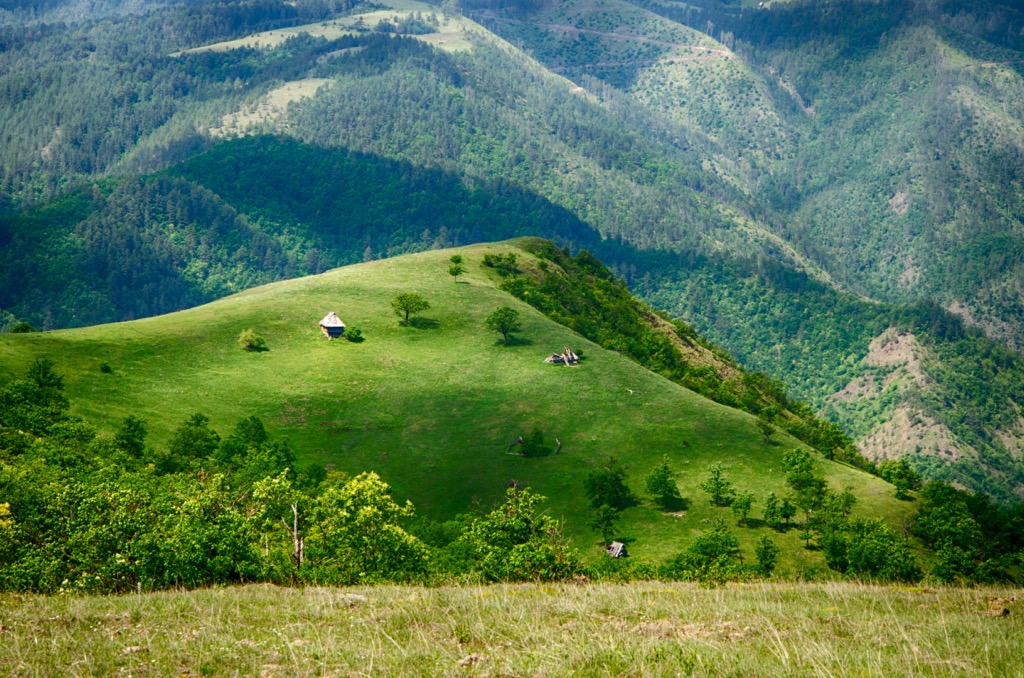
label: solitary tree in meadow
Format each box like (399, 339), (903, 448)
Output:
(485, 306), (522, 345)
(584, 457), (634, 510)
(644, 455), (683, 510)
(731, 491), (756, 526)
(392, 293), (430, 325)
(699, 463), (736, 506)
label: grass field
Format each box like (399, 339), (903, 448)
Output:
(174, 0), (478, 56)
(1, 581), (1021, 676)
(210, 79), (334, 138)
(0, 241), (909, 567)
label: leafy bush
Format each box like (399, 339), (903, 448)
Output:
(661, 523), (744, 584)
(459, 488), (581, 582)
(755, 535), (780, 576)
(482, 252), (520, 277)
(517, 428), (554, 456)
(238, 328), (267, 351)
(821, 519), (921, 582)
(346, 327), (364, 342)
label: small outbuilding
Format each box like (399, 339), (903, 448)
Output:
(605, 541), (628, 558)
(544, 347), (579, 365)
(318, 312), (346, 339)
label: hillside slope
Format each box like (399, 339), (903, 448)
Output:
(1, 0), (1022, 499)
(0, 241), (908, 566)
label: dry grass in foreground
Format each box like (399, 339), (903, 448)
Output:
(0, 581), (1021, 676)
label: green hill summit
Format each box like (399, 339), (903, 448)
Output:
(0, 241), (916, 584)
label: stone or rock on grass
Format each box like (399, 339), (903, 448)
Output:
(988, 597), (1016, 617)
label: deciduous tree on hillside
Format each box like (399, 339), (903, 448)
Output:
(392, 293), (430, 325)
(700, 463), (736, 507)
(485, 306), (522, 345)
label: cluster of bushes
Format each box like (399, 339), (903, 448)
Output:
(1, 361), (1020, 593)
(0, 361), (581, 593)
(373, 12), (439, 36)
(586, 450), (1022, 585)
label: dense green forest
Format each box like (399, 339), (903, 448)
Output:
(4, 130), (1024, 499)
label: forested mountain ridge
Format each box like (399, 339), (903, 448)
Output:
(0, 0), (1022, 500)
(479, 0), (1024, 346)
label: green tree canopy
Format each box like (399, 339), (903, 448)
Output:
(460, 487), (581, 582)
(238, 328), (267, 351)
(168, 413), (221, 462)
(879, 459), (923, 500)
(644, 455), (682, 511)
(485, 305), (523, 345)
(731, 491), (756, 526)
(699, 463), (736, 507)
(391, 292), (430, 325)
(308, 472), (428, 583)
(584, 457), (635, 510)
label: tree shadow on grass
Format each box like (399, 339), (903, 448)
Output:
(496, 335), (533, 347)
(659, 496), (689, 513)
(408, 317), (440, 329)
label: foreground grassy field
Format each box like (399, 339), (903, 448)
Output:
(1, 582), (1020, 676)
(0, 241), (907, 566)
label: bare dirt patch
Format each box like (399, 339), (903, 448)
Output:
(888, 191), (910, 216)
(863, 329), (927, 388)
(831, 373), (877, 403)
(898, 256), (920, 291)
(211, 79), (333, 138)
(857, 406), (975, 462)
(946, 300), (1018, 349)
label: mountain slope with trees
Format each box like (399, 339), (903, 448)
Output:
(0, 241), (923, 578)
(0, 0), (1022, 500)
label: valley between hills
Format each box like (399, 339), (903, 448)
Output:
(0, 0), (1023, 673)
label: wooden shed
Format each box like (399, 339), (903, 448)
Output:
(318, 312), (346, 339)
(544, 347), (579, 365)
(605, 541), (628, 558)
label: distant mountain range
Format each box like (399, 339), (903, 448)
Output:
(0, 0), (1022, 500)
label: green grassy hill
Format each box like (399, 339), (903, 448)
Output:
(0, 240), (908, 567)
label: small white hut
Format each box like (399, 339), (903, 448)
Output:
(318, 312), (346, 339)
